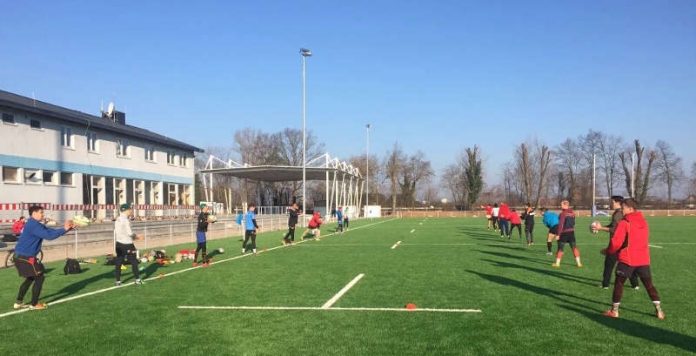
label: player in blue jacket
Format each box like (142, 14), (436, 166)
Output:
(336, 207), (344, 234)
(13, 205), (74, 310)
(541, 208), (560, 256)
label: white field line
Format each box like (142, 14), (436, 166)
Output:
(0, 218), (397, 319)
(321, 273), (365, 309)
(649, 244), (663, 249)
(177, 305), (482, 313)
(410, 229), (415, 233)
(391, 241), (402, 249)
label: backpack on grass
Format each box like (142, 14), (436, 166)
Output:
(63, 258), (82, 275)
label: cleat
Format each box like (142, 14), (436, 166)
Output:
(135, 279), (144, 285)
(656, 309), (665, 320)
(577, 263), (583, 268)
(546, 252), (553, 256)
(603, 310), (619, 318)
(633, 286), (640, 291)
(13, 303), (28, 310)
(30, 303), (48, 310)
(192, 262), (198, 267)
(115, 281), (122, 287)
(551, 263), (560, 268)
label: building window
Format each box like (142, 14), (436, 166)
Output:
(30, 119), (41, 129)
(179, 155), (187, 167)
(167, 152), (176, 165)
(2, 113), (15, 124)
(116, 139), (129, 157)
(2, 166), (20, 183)
(87, 132), (98, 152)
(43, 170), (57, 184)
(24, 168), (42, 184)
(61, 127), (73, 147)
(60, 172), (73, 186)
(145, 147), (155, 162)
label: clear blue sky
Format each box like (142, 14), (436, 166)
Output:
(2, 1), (695, 185)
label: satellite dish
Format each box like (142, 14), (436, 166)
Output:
(107, 102), (115, 115)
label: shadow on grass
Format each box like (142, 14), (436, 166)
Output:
(480, 258), (598, 287)
(560, 304), (696, 353)
(43, 268), (114, 302)
(476, 250), (551, 266)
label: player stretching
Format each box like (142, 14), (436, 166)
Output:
(541, 208), (559, 256)
(282, 203), (300, 246)
(552, 200), (582, 268)
(594, 196), (639, 290)
(242, 204), (259, 255)
(482, 204), (493, 230)
(491, 203), (500, 231)
(521, 203), (535, 246)
(498, 202), (511, 238)
(302, 212), (323, 240)
(602, 199), (664, 320)
(194, 204), (214, 267)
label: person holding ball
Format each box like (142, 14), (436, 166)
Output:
(114, 204), (144, 286)
(593, 196), (639, 290)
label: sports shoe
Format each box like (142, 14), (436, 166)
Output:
(135, 279), (144, 285)
(601, 286), (609, 290)
(30, 303), (48, 310)
(603, 310), (619, 318)
(192, 262), (198, 267)
(546, 252), (553, 256)
(551, 263), (560, 268)
(115, 281), (122, 287)
(281, 240), (287, 246)
(241, 248), (246, 254)
(633, 286), (640, 291)
(577, 263), (583, 268)
(656, 309), (665, 320)
(13, 302), (28, 310)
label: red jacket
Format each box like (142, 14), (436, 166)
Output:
(508, 212), (521, 225)
(484, 205), (492, 215)
(308, 213), (322, 228)
(499, 204), (510, 220)
(12, 220), (25, 235)
(607, 211), (650, 267)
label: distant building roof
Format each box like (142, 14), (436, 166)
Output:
(0, 89), (203, 153)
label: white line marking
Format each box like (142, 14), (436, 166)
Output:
(177, 305), (482, 313)
(321, 273), (365, 309)
(410, 229), (415, 233)
(0, 218), (397, 319)
(649, 244), (663, 249)
(391, 241), (402, 249)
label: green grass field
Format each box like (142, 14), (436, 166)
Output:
(0, 216), (695, 355)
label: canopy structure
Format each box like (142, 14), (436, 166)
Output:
(199, 153), (364, 215)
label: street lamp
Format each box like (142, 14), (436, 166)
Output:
(300, 48), (312, 214)
(366, 123), (371, 210)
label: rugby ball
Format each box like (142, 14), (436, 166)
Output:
(72, 215), (91, 227)
(218, 248), (224, 254)
(590, 221), (601, 234)
(208, 215), (218, 223)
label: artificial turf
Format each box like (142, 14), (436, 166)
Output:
(0, 216), (694, 355)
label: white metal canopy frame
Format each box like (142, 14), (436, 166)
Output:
(199, 153), (365, 215)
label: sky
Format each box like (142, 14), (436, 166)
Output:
(1, 0), (695, 188)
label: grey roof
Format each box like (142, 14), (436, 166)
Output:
(0, 89), (203, 153)
(199, 166), (362, 182)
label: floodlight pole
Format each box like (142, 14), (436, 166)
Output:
(592, 153), (596, 217)
(366, 123), (371, 211)
(300, 48), (312, 215)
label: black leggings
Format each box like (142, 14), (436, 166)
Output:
(613, 264), (660, 304)
(511, 224), (522, 238)
(243, 230), (257, 251)
(17, 275), (45, 306)
(283, 226), (296, 241)
(195, 242), (208, 262)
(115, 242), (140, 282)
(525, 223), (534, 243)
(603, 253), (638, 288)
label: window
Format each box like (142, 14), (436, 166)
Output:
(87, 132), (98, 152)
(116, 139), (129, 157)
(179, 155), (187, 167)
(24, 169), (42, 184)
(145, 147), (155, 162)
(61, 127), (73, 147)
(2, 166), (20, 183)
(43, 170), (57, 184)
(30, 120), (41, 129)
(2, 113), (15, 124)
(167, 152), (176, 165)
(60, 172), (73, 186)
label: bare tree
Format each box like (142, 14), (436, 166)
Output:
(349, 154), (382, 205)
(619, 139), (657, 202)
(441, 164), (466, 208)
(384, 143), (406, 211)
(654, 140), (684, 208)
(690, 162), (696, 197)
(399, 151), (434, 207)
(464, 146), (484, 209)
(555, 138), (584, 202)
(513, 140), (552, 206)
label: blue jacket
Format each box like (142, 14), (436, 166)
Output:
(336, 210), (343, 221)
(15, 218), (67, 257)
(244, 212), (258, 231)
(542, 212), (559, 228)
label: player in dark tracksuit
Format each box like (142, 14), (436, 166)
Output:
(595, 196), (639, 289)
(521, 204), (535, 246)
(552, 200), (582, 268)
(194, 205), (213, 266)
(282, 203), (300, 245)
(336, 207), (345, 234)
(243, 204), (259, 254)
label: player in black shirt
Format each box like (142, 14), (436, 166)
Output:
(194, 205), (212, 266)
(282, 203), (300, 246)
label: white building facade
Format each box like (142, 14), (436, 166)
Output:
(0, 90), (202, 222)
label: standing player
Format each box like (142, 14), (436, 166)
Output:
(114, 204), (144, 286)
(521, 203), (536, 246)
(552, 200), (582, 268)
(194, 204), (214, 266)
(508, 208), (523, 240)
(302, 212), (323, 240)
(541, 208), (559, 256)
(594, 196), (639, 290)
(282, 203), (300, 246)
(13, 205), (74, 310)
(601, 198), (664, 319)
(343, 208), (350, 230)
(481, 204), (493, 230)
(336, 206), (344, 234)
(242, 204), (259, 254)
(491, 203), (500, 231)
(498, 202), (511, 238)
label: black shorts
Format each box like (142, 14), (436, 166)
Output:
(15, 255), (45, 278)
(616, 263), (651, 279)
(245, 230), (256, 238)
(116, 242), (137, 257)
(558, 232), (576, 243)
(549, 226), (559, 235)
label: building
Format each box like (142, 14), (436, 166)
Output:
(0, 89), (203, 221)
